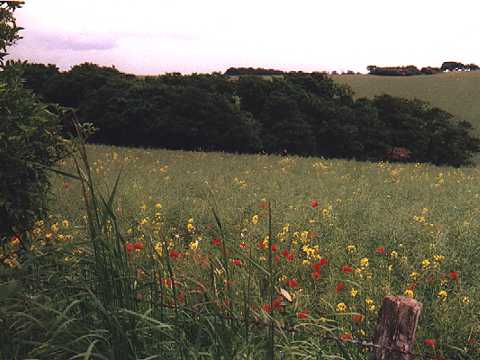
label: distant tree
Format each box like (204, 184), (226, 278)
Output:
(43, 62), (126, 107)
(13, 61), (60, 95)
(367, 65), (421, 76)
(441, 61), (465, 72)
(465, 63), (480, 71)
(260, 91), (316, 155)
(420, 66), (442, 75)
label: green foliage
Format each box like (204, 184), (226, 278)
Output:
(0, 4), (70, 240)
(18, 61), (480, 166)
(11, 60), (60, 95)
(0, 1), (22, 65)
(0, 66), (70, 239)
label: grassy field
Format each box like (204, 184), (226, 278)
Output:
(333, 72), (480, 133)
(8, 144), (472, 358)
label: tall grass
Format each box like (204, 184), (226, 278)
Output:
(1, 136), (479, 358)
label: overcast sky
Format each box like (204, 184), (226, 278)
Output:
(7, 0), (480, 75)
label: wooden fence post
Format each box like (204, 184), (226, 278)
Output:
(373, 295), (423, 360)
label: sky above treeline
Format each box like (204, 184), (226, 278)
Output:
(7, 0), (480, 75)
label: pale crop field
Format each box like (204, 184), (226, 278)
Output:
(333, 72), (480, 134)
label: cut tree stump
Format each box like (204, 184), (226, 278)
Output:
(373, 295), (423, 360)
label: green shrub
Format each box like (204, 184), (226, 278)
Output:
(0, 65), (71, 242)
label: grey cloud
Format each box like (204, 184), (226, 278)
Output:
(30, 32), (117, 51)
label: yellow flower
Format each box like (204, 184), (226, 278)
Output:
(251, 215), (259, 225)
(154, 242), (163, 256)
(360, 258), (369, 267)
(433, 255), (445, 263)
(35, 220), (44, 227)
(189, 240), (199, 251)
(336, 302), (347, 312)
(346, 245), (356, 253)
(140, 204), (147, 211)
(404, 289), (414, 298)
(390, 250), (398, 258)
(438, 290), (448, 301)
(365, 298), (374, 306)
(350, 288), (358, 297)
(62, 220), (70, 228)
(462, 296), (470, 305)
(410, 272), (419, 281)
(155, 203), (162, 209)
(413, 215), (426, 223)
(51, 223), (59, 233)
(187, 219), (194, 232)
(421, 259), (430, 270)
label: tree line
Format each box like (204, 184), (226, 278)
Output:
(367, 62), (480, 76)
(12, 61), (480, 166)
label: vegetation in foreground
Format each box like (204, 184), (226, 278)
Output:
(2, 144), (479, 359)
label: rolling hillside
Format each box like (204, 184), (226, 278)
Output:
(333, 72), (480, 133)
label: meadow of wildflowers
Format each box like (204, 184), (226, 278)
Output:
(2, 144), (479, 359)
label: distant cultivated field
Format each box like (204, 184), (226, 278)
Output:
(333, 72), (480, 133)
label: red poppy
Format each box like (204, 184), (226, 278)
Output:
(257, 241), (267, 250)
(311, 200), (318, 208)
(240, 242), (247, 249)
(297, 310), (309, 319)
(125, 242), (135, 253)
(288, 278), (298, 288)
(376, 246), (385, 254)
(449, 271), (459, 281)
(271, 244), (278, 252)
(212, 238), (222, 246)
(336, 282), (345, 293)
(232, 259), (242, 266)
(424, 339), (436, 348)
(262, 304), (272, 313)
(341, 265), (353, 274)
(286, 254), (295, 262)
(352, 314), (364, 323)
(281, 249), (290, 257)
(272, 296), (283, 310)
(339, 333), (353, 342)
(134, 242), (144, 250)
(274, 255), (281, 264)
(169, 249), (181, 259)
(320, 258), (329, 266)
(311, 271), (321, 280)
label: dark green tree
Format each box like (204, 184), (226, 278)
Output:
(0, 2), (70, 243)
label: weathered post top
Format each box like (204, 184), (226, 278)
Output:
(373, 295), (423, 360)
